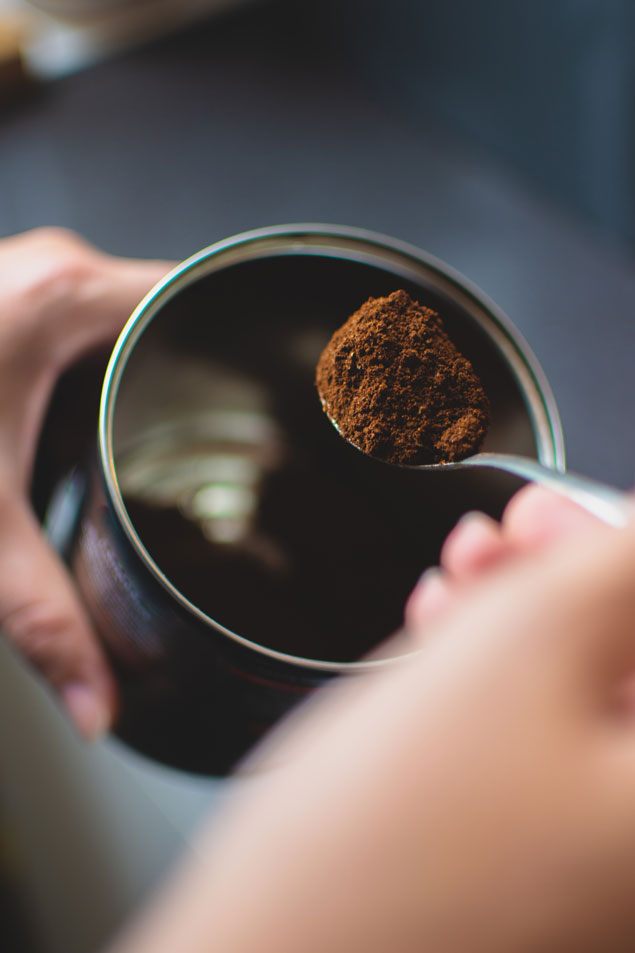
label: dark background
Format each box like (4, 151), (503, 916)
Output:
(0, 0), (633, 486)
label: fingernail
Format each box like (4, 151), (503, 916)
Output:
(416, 566), (443, 590)
(408, 566), (449, 622)
(455, 510), (494, 530)
(448, 511), (500, 547)
(61, 683), (109, 741)
(414, 567), (448, 608)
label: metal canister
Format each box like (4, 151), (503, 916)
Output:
(69, 224), (564, 775)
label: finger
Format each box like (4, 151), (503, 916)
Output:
(405, 568), (454, 633)
(95, 254), (174, 333)
(406, 512), (510, 635)
(53, 255), (174, 368)
(502, 483), (601, 548)
(0, 494), (117, 739)
(440, 510), (511, 581)
(407, 492), (606, 645)
(439, 513), (635, 704)
(0, 227), (171, 368)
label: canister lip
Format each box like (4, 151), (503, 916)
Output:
(99, 223), (566, 674)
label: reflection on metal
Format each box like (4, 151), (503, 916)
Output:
(116, 408), (283, 548)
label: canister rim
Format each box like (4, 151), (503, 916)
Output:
(99, 223), (565, 673)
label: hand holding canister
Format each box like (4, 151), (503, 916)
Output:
(0, 227), (170, 738)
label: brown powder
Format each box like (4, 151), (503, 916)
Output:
(315, 289), (490, 465)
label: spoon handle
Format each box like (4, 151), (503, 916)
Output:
(467, 454), (630, 528)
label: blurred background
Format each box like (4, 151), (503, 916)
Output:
(0, 1), (634, 951)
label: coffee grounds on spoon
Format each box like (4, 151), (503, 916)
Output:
(315, 289), (490, 465)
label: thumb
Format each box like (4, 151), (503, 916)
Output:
(0, 493), (117, 739)
(53, 255), (174, 369)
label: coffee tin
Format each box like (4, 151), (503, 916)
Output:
(69, 224), (564, 774)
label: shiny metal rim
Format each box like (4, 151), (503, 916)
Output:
(99, 224), (566, 673)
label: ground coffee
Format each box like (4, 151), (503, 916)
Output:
(315, 289), (490, 465)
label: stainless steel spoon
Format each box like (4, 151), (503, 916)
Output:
(402, 452), (629, 528)
(327, 410), (630, 528)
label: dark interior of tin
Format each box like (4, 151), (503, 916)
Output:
(110, 252), (541, 662)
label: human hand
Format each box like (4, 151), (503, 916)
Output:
(0, 228), (171, 739)
(406, 483), (604, 632)
(110, 487), (635, 953)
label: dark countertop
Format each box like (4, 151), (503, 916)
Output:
(1, 0), (633, 488)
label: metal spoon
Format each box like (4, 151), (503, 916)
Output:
(403, 452), (629, 528)
(326, 412), (630, 528)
